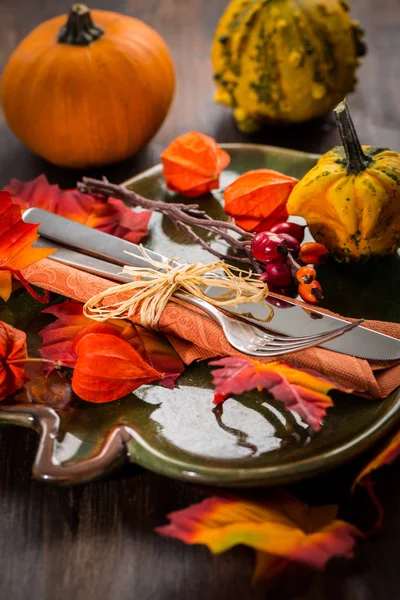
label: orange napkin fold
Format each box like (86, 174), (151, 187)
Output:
(23, 259), (400, 399)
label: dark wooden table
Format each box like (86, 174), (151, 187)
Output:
(0, 1), (399, 599)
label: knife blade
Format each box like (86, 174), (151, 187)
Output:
(24, 208), (400, 361)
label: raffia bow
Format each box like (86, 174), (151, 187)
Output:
(83, 247), (270, 329)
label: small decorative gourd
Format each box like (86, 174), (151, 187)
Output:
(287, 101), (400, 261)
(1, 4), (175, 168)
(212, 0), (366, 131)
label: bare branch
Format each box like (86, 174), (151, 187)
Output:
(79, 177), (260, 269)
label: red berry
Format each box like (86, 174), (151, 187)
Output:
(298, 280), (323, 304)
(262, 260), (292, 287)
(251, 232), (286, 262)
(296, 266), (317, 284)
(270, 222), (305, 243)
(299, 242), (328, 265)
(278, 233), (300, 256)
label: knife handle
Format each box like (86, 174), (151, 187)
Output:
(23, 208), (172, 269)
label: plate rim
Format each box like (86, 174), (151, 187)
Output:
(0, 392), (399, 486)
(122, 142), (321, 188)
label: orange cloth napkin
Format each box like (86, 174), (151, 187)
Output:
(23, 259), (400, 399)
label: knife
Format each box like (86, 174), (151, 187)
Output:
(23, 208), (400, 361)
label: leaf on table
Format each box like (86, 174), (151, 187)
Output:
(223, 169), (298, 232)
(354, 427), (400, 490)
(5, 174), (151, 244)
(156, 490), (361, 583)
(161, 131), (231, 197)
(0, 321), (28, 401)
(39, 300), (184, 387)
(351, 426), (400, 535)
(209, 356), (348, 431)
(0, 191), (55, 301)
(72, 333), (163, 403)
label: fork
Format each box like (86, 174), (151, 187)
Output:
(32, 232), (363, 358)
(174, 292), (363, 357)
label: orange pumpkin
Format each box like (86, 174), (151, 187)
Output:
(1, 4), (175, 168)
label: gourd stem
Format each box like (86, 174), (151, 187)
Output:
(334, 100), (372, 173)
(58, 4), (104, 46)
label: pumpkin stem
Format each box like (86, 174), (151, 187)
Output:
(334, 100), (372, 173)
(57, 4), (104, 46)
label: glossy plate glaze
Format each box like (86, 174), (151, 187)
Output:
(0, 144), (399, 486)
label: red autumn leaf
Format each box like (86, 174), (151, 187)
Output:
(5, 174), (151, 244)
(39, 300), (184, 387)
(130, 326), (184, 389)
(209, 356), (347, 431)
(223, 169), (298, 232)
(39, 300), (93, 369)
(156, 491), (361, 583)
(72, 333), (163, 403)
(0, 191), (55, 302)
(161, 131), (231, 197)
(0, 321), (28, 401)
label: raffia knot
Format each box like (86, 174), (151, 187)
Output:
(166, 265), (190, 286)
(83, 246), (270, 329)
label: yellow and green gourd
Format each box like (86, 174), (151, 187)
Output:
(287, 101), (400, 261)
(212, 0), (366, 131)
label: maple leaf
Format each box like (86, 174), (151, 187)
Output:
(5, 175), (151, 244)
(161, 132), (231, 197)
(72, 333), (163, 403)
(39, 300), (184, 387)
(209, 356), (348, 431)
(223, 169), (298, 232)
(0, 321), (28, 401)
(39, 300), (93, 369)
(130, 326), (184, 389)
(0, 191), (55, 302)
(156, 491), (361, 583)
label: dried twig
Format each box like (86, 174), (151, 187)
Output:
(79, 177), (262, 272)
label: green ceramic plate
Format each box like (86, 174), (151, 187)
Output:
(0, 143), (399, 486)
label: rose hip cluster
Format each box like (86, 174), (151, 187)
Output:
(250, 222), (328, 304)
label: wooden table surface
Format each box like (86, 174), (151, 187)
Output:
(0, 1), (399, 599)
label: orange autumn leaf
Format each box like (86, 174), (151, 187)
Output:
(351, 427), (400, 535)
(223, 169), (298, 232)
(72, 332), (163, 403)
(0, 191), (55, 301)
(209, 356), (348, 431)
(161, 131), (231, 197)
(353, 427), (400, 490)
(0, 321), (28, 401)
(156, 491), (361, 583)
(39, 300), (184, 387)
(5, 175), (151, 244)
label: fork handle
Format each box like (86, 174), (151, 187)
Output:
(174, 292), (227, 329)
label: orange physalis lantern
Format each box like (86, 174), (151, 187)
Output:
(161, 131), (230, 197)
(223, 169), (298, 232)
